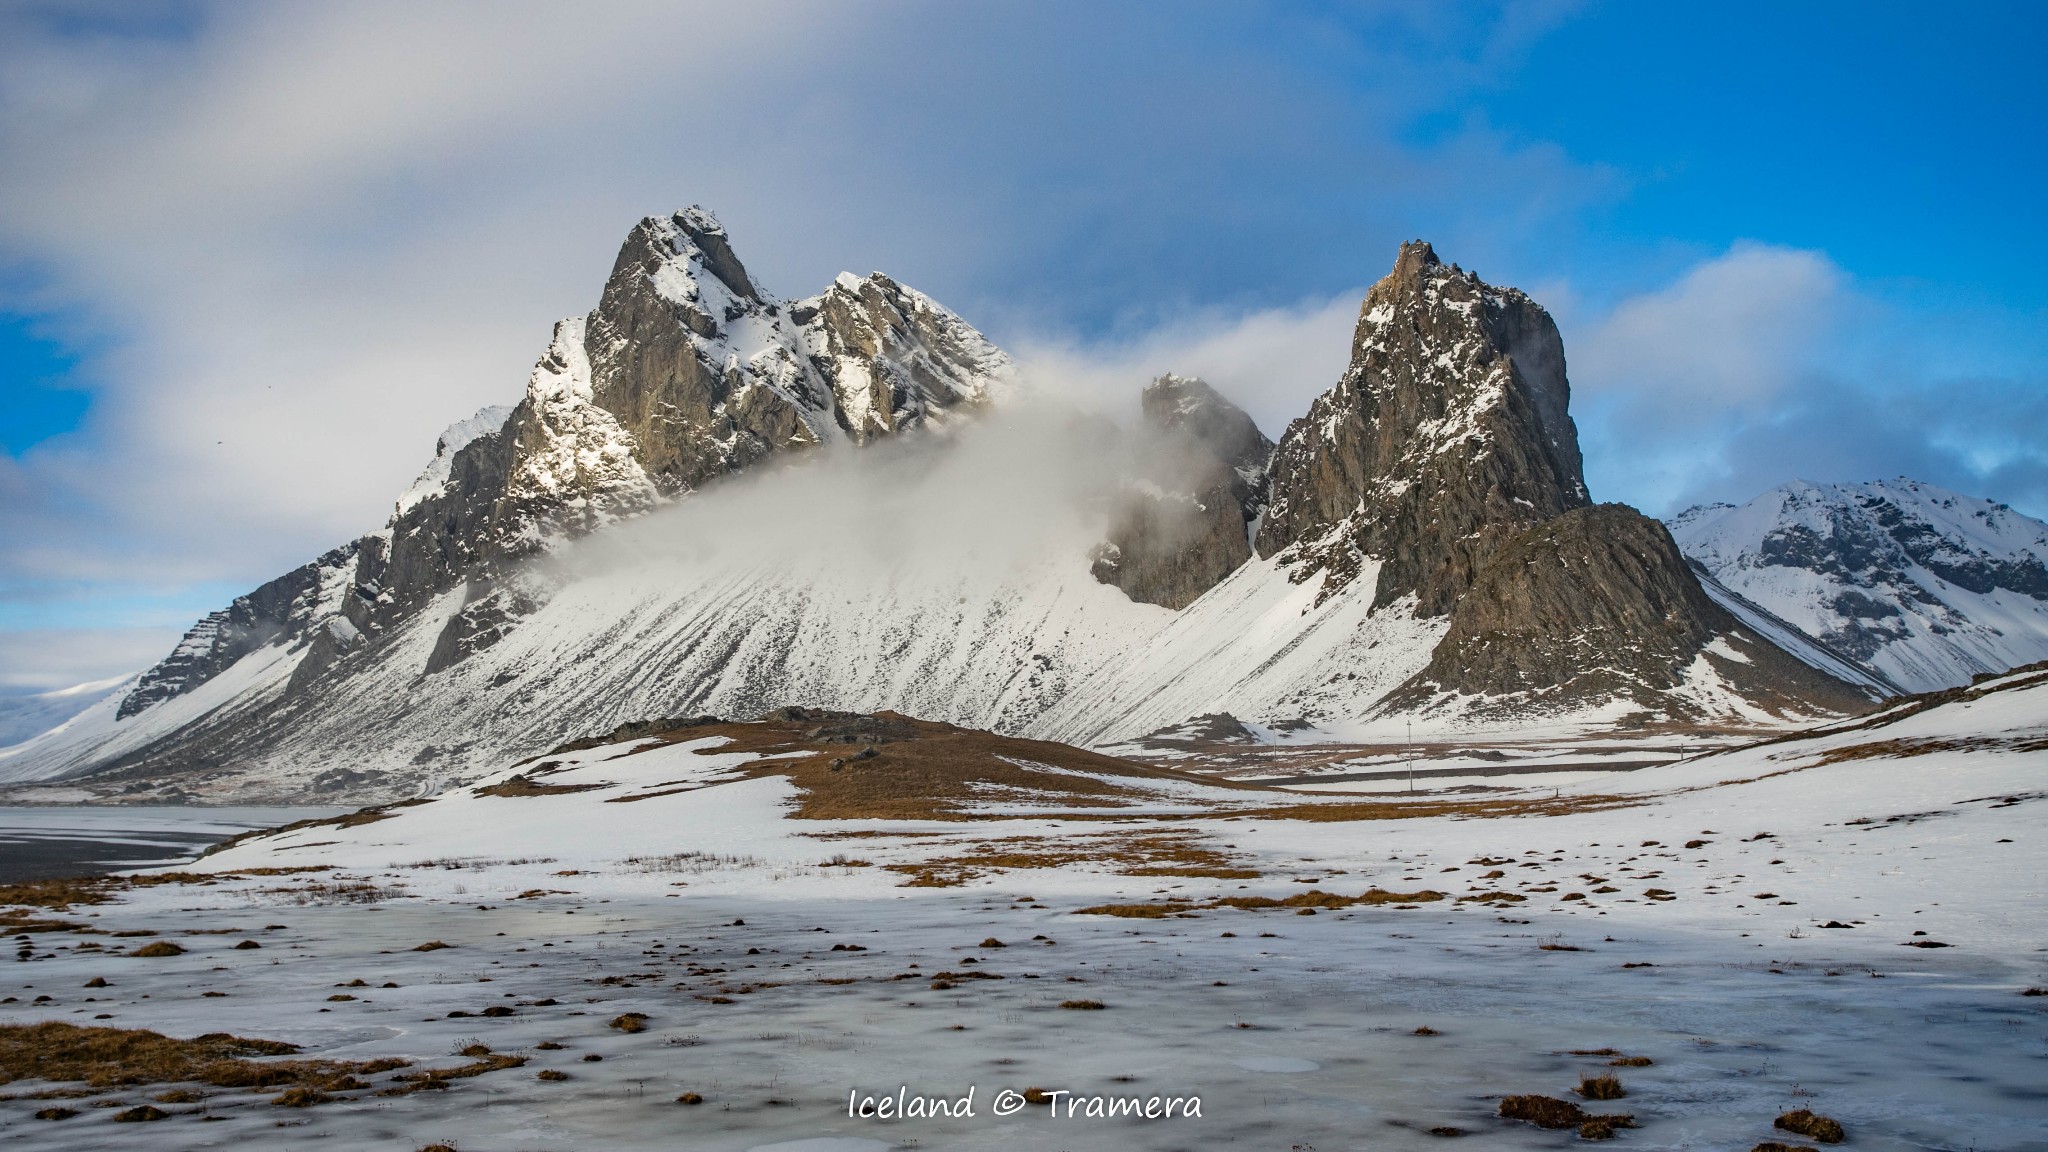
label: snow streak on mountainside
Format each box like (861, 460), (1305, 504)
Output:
(1673, 478), (2048, 693)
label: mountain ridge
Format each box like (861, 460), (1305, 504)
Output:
(1673, 477), (2048, 693)
(0, 216), (1888, 801)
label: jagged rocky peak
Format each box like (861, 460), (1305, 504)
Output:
(117, 206), (1017, 715)
(1384, 504), (1873, 720)
(805, 271), (1012, 444)
(1257, 240), (1589, 614)
(1092, 375), (1272, 611)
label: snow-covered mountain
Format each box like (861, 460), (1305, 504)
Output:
(0, 678), (130, 747)
(1672, 478), (2048, 694)
(0, 221), (1873, 801)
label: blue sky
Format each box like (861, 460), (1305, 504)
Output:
(0, 0), (2043, 690)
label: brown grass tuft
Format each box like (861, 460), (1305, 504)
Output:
(474, 774), (606, 798)
(130, 941), (183, 958)
(1774, 1109), (1845, 1143)
(1058, 999), (1106, 1010)
(272, 1086), (334, 1107)
(1499, 1094), (1584, 1128)
(1579, 1114), (1638, 1140)
(1576, 1074), (1625, 1100)
(609, 1013), (649, 1033)
(379, 1052), (524, 1096)
(1074, 902), (1193, 919)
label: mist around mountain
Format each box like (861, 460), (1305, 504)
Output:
(9, 210), (2012, 804)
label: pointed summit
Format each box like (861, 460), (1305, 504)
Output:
(1392, 238), (1440, 278)
(660, 206), (761, 303)
(1257, 240), (1587, 614)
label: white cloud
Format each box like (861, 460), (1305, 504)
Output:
(1012, 292), (1363, 437)
(0, 627), (181, 693)
(1568, 243), (2048, 517)
(0, 2), (1622, 694)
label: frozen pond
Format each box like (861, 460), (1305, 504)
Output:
(1, 890), (2043, 1150)
(0, 806), (345, 882)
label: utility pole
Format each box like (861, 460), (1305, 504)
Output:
(1406, 719), (1414, 793)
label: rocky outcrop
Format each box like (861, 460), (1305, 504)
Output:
(1256, 242), (1587, 614)
(1142, 373), (1273, 521)
(1093, 376), (1272, 610)
(118, 543), (358, 717)
(1383, 505), (1874, 718)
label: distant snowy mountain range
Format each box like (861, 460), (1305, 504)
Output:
(4, 209), (2032, 803)
(1672, 478), (2048, 695)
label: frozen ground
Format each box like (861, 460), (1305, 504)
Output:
(0, 807), (342, 883)
(1, 670), (2042, 1150)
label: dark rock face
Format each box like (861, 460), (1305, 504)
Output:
(1385, 505), (1871, 717)
(1141, 373), (1274, 520)
(1256, 242), (1588, 614)
(118, 543), (357, 718)
(422, 579), (546, 676)
(1091, 472), (1254, 610)
(584, 212), (830, 494)
(1093, 376), (1272, 610)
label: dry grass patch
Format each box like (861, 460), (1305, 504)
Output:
(0, 1022), (408, 1093)
(1074, 901), (1198, 919)
(130, 941), (184, 958)
(887, 830), (1258, 886)
(1498, 1093), (1636, 1140)
(1498, 1094), (1585, 1128)
(0, 870), (300, 913)
(565, 709), (1269, 821)
(474, 774), (607, 798)
(380, 1052), (524, 1096)
(1076, 886), (1447, 919)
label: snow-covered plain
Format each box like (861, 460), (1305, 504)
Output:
(1, 670), (2042, 1149)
